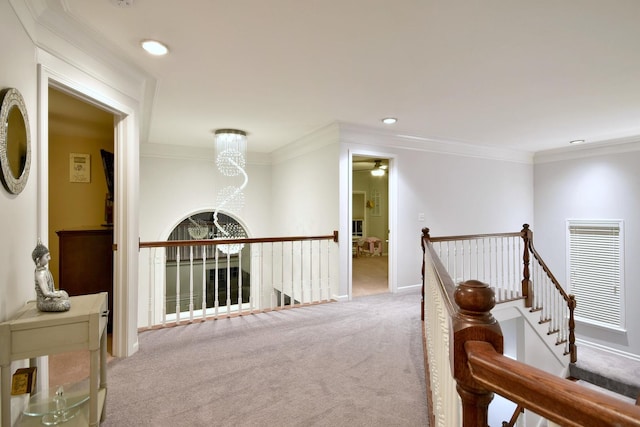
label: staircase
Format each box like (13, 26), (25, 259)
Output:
(569, 345), (640, 404)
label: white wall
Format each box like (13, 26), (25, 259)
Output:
(0, 1), (38, 322)
(137, 144), (272, 326)
(139, 144), (272, 241)
(534, 146), (640, 357)
(270, 126), (340, 236)
(270, 126), (341, 298)
(341, 125), (534, 296)
(0, 3), (40, 423)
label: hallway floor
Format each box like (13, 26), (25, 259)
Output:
(352, 254), (388, 297)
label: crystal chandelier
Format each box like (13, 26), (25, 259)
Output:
(213, 129), (248, 254)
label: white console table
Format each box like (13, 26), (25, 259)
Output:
(0, 293), (108, 426)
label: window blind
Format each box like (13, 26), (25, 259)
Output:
(568, 221), (623, 328)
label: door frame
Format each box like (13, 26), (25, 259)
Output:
(37, 52), (140, 359)
(348, 150), (396, 299)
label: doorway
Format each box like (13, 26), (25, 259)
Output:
(47, 87), (116, 385)
(47, 87), (115, 292)
(351, 156), (390, 296)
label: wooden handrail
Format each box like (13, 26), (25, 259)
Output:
(427, 231), (521, 242)
(521, 224), (577, 362)
(522, 225), (572, 302)
(422, 225), (585, 425)
(421, 228), (457, 318)
(140, 231), (339, 248)
(466, 340), (640, 427)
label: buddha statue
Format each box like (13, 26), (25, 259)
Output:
(32, 240), (70, 312)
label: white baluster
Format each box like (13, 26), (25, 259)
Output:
(238, 248), (243, 313)
(226, 250), (231, 316)
(175, 249), (181, 324)
(189, 246), (194, 321)
(214, 246), (219, 318)
(147, 249), (154, 328)
(201, 247), (207, 321)
(162, 248), (167, 326)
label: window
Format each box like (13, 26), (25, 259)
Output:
(352, 219), (363, 238)
(567, 220), (624, 330)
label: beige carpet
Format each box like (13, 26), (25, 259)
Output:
(352, 255), (388, 297)
(48, 336), (113, 388)
(102, 289), (428, 426)
(48, 256), (390, 386)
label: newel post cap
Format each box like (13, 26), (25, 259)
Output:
(454, 280), (496, 318)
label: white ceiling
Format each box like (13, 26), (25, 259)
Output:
(28, 0), (640, 154)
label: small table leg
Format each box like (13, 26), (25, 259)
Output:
(100, 330), (107, 422)
(89, 347), (99, 426)
(1, 363), (11, 427)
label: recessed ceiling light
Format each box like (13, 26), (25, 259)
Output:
(141, 40), (169, 56)
(569, 139), (585, 145)
(381, 117), (397, 125)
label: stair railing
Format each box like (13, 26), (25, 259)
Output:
(139, 231), (339, 328)
(521, 224), (577, 362)
(421, 227), (640, 426)
(424, 224), (576, 363)
(502, 405), (523, 427)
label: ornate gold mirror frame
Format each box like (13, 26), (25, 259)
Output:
(0, 88), (31, 195)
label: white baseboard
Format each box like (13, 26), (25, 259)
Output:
(576, 339), (640, 362)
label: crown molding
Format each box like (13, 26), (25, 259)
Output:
(141, 142), (271, 165)
(338, 122), (534, 164)
(534, 135), (640, 164)
(270, 122), (341, 165)
(13, 0), (154, 143)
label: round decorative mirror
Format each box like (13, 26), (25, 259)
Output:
(0, 88), (31, 195)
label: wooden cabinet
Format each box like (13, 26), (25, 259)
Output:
(56, 227), (113, 331)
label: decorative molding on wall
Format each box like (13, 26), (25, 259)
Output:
(140, 142), (272, 165)
(338, 122), (534, 164)
(534, 135), (640, 164)
(271, 122), (341, 165)
(12, 0), (155, 143)
(267, 121), (535, 166)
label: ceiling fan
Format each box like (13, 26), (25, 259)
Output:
(352, 157), (388, 175)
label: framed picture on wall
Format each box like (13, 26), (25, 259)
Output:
(69, 153), (90, 183)
(371, 189), (381, 217)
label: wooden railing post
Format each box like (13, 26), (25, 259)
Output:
(520, 224), (533, 307)
(453, 280), (504, 427)
(421, 228), (430, 321)
(568, 294), (577, 363)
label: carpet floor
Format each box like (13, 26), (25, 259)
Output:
(101, 289), (428, 426)
(352, 255), (388, 297)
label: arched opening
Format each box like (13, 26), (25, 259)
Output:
(165, 210), (251, 319)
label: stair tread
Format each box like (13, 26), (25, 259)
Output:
(570, 345), (640, 400)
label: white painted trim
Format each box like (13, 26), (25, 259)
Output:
(338, 122), (534, 164)
(347, 148), (398, 298)
(576, 339), (640, 363)
(140, 142), (272, 165)
(36, 50), (140, 358)
(397, 284), (421, 293)
(12, 0), (155, 142)
(535, 135), (640, 164)
(271, 122), (340, 165)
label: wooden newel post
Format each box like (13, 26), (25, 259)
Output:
(453, 280), (504, 427)
(568, 294), (577, 363)
(520, 224), (533, 308)
(421, 228), (430, 321)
